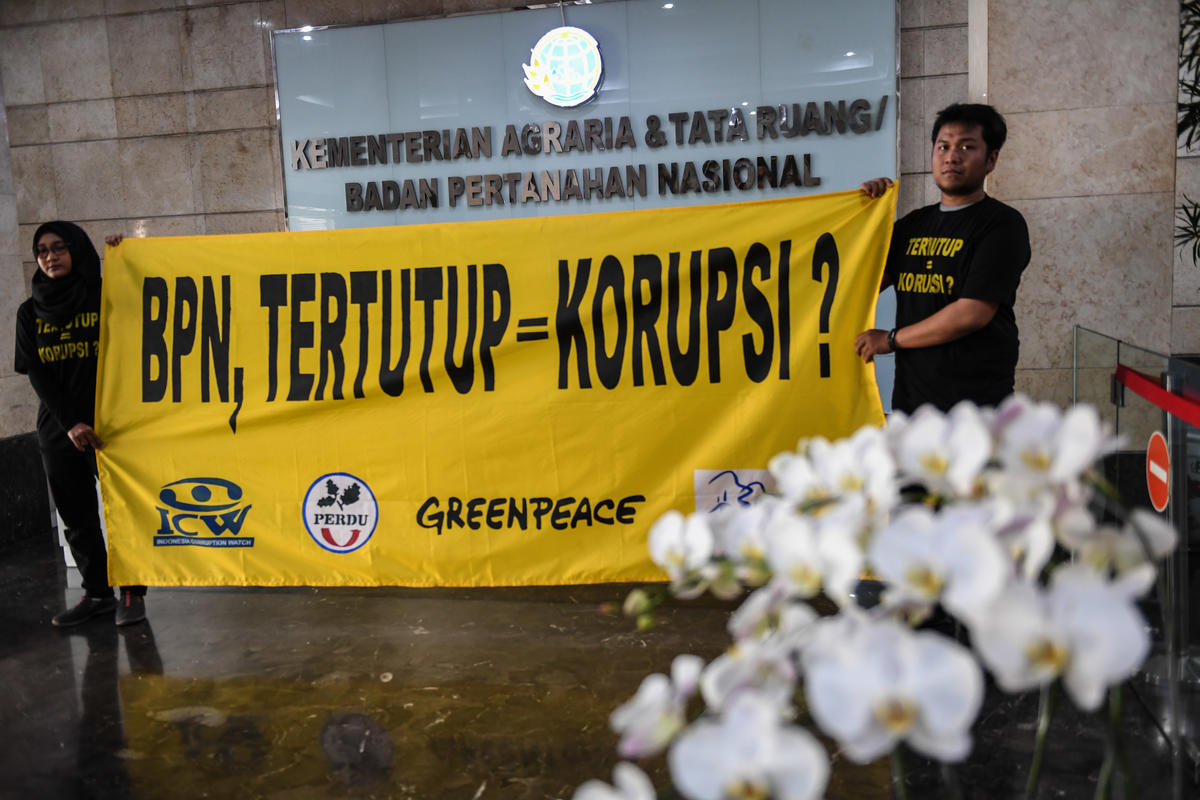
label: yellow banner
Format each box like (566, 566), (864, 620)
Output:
(98, 189), (895, 587)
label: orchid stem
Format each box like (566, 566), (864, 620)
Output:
(940, 761), (964, 800)
(1094, 685), (1126, 800)
(1025, 683), (1056, 799)
(890, 746), (909, 800)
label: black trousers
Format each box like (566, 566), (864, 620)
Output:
(40, 430), (145, 599)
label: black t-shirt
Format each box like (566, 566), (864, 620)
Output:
(14, 293), (101, 437)
(886, 195), (1030, 413)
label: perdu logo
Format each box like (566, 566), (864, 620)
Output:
(303, 473), (379, 553)
(154, 478), (253, 548)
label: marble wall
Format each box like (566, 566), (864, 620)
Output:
(0, 0), (1183, 437)
(898, 0), (968, 217)
(0, 76), (37, 434)
(980, 0), (1179, 407)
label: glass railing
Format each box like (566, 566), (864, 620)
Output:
(1074, 325), (1200, 797)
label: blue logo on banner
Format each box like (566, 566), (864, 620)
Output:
(154, 477), (254, 547)
(707, 470), (767, 512)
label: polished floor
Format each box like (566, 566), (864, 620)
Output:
(0, 532), (1194, 800)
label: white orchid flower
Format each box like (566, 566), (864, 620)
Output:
(1046, 484), (1094, 547)
(814, 510), (870, 605)
(649, 511), (715, 584)
(801, 607), (867, 668)
(700, 637), (799, 714)
(761, 501), (866, 604)
(805, 617), (983, 763)
(772, 597), (822, 654)
(579, 399), (1171, 800)
(1105, 510), (1179, 595)
(1055, 507), (1177, 595)
(1125, 509), (1180, 561)
(574, 762), (656, 800)
(763, 508), (825, 598)
(670, 651), (705, 696)
(808, 425), (898, 509)
(970, 566), (1149, 710)
(974, 491), (1057, 582)
(1069, 526), (1158, 597)
(868, 503), (1008, 621)
(891, 403), (992, 497)
(668, 692), (829, 800)
(703, 584), (814, 712)
(993, 396), (1114, 485)
(728, 580), (822, 650)
(706, 497), (779, 586)
(769, 448), (832, 504)
(727, 581), (793, 641)
(708, 500), (771, 562)
(771, 428), (897, 514)
(986, 474), (1107, 580)
(609, 654), (704, 758)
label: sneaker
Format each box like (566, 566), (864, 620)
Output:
(52, 595), (117, 627)
(115, 591), (146, 627)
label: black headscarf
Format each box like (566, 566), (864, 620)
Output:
(30, 221), (102, 325)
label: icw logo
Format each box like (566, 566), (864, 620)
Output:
(303, 472), (379, 553)
(154, 478), (254, 548)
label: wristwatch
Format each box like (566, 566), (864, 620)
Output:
(887, 328), (901, 351)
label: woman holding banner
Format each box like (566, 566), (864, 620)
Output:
(15, 222), (146, 627)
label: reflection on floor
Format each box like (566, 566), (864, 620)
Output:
(0, 533), (1194, 799)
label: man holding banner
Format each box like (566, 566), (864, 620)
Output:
(854, 103), (1031, 413)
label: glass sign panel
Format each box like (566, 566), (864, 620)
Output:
(273, 0), (898, 230)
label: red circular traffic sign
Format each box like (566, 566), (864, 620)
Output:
(1146, 431), (1170, 512)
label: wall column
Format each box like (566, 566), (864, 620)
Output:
(982, 0), (1178, 406)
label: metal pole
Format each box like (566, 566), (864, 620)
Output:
(1163, 372), (1187, 798)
